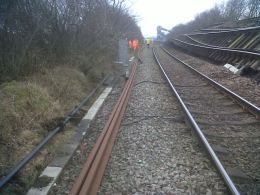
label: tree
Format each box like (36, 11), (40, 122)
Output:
(223, 0), (246, 20)
(246, 0), (260, 18)
(0, 0), (142, 82)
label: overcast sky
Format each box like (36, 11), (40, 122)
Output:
(128, 0), (226, 37)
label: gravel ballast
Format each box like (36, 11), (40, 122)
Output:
(165, 45), (260, 107)
(98, 47), (227, 194)
(155, 46), (260, 194)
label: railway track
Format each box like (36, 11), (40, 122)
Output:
(200, 26), (260, 33)
(53, 46), (259, 194)
(186, 26), (260, 52)
(184, 34), (260, 54)
(65, 49), (228, 194)
(170, 25), (260, 74)
(153, 46), (260, 194)
(170, 38), (260, 74)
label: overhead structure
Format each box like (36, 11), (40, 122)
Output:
(157, 26), (171, 41)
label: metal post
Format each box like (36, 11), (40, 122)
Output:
(118, 39), (129, 78)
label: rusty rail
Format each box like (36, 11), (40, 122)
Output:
(69, 63), (137, 195)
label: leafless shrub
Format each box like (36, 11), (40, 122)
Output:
(0, 0), (142, 82)
(169, 0), (260, 36)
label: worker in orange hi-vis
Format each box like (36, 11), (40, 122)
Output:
(128, 40), (133, 49)
(132, 39), (139, 52)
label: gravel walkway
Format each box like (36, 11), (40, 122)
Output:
(98, 47), (227, 194)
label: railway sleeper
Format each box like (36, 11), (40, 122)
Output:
(223, 52), (232, 61)
(250, 60), (260, 70)
(236, 61), (259, 75)
(226, 53), (237, 63)
(226, 167), (251, 181)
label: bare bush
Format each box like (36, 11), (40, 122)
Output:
(223, 0), (246, 20)
(246, 0), (260, 18)
(0, 0), (142, 82)
(169, 0), (260, 36)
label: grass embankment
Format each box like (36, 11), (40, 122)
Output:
(0, 65), (108, 194)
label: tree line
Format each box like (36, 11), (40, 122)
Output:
(0, 0), (142, 82)
(170, 0), (260, 35)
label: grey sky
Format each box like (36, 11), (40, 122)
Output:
(128, 0), (226, 37)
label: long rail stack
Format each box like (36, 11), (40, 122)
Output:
(69, 63), (137, 195)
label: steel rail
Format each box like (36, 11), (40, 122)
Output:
(0, 75), (109, 189)
(171, 38), (260, 58)
(200, 28), (242, 32)
(198, 17), (260, 33)
(161, 47), (260, 118)
(187, 26), (260, 36)
(184, 34), (260, 53)
(152, 48), (240, 195)
(69, 63), (137, 195)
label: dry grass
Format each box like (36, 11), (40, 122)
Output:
(0, 64), (109, 194)
(29, 67), (94, 110)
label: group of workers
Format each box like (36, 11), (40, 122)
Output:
(128, 38), (153, 51)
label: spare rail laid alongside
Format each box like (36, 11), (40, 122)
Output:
(69, 63), (137, 195)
